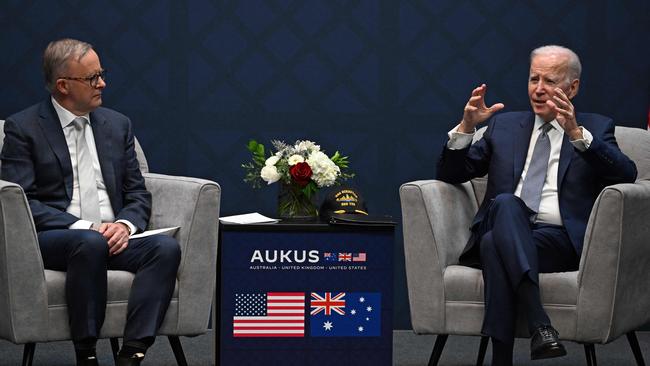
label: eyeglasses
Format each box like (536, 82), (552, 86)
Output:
(58, 69), (107, 88)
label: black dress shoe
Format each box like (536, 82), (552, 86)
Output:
(530, 325), (567, 360)
(116, 353), (145, 366)
(76, 355), (99, 366)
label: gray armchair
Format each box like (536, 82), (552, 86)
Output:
(400, 126), (650, 366)
(0, 120), (221, 366)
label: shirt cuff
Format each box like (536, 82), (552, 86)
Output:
(447, 124), (475, 150)
(115, 219), (137, 236)
(69, 220), (94, 230)
(570, 126), (593, 152)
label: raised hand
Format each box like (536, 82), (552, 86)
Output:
(459, 84), (505, 133)
(547, 87), (582, 140)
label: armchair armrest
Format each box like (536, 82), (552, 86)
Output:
(142, 173), (221, 335)
(0, 180), (48, 343)
(399, 179), (478, 333)
(576, 181), (650, 343)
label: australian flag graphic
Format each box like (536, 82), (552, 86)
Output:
(310, 292), (381, 337)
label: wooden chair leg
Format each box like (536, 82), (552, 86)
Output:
(168, 336), (188, 366)
(428, 334), (448, 366)
(626, 331), (646, 366)
(110, 338), (120, 364)
(476, 336), (489, 366)
(584, 343), (597, 366)
(22, 343), (35, 366)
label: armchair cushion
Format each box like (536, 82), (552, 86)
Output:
(45, 270), (179, 307)
(443, 266), (577, 307)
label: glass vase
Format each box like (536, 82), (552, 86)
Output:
(278, 182), (318, 219)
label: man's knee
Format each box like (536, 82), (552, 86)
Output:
(71, 230), (109, 261)
(492, 193), (521, 208)
(488, 193), (530, 224)
(152, 236), (181, 267)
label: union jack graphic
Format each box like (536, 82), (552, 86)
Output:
(310, 292), (346, 316)
(338, 253), (352, 261)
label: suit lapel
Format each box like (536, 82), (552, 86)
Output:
(513, 113), (535, 190)
(89, 111), (116, 201)
(38, 101), (73, 200)
(557, 132), (574, 189)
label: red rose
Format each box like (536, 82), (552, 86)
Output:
(290, 162), (313, 187)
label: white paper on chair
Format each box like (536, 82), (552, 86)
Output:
(129, 226), (180, 239)
(219, 212), (280, 224)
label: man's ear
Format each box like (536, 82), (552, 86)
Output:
(567, 78), (580, 99)
(55, 79), (69, 95)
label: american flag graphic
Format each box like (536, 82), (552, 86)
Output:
(233, 292), (305, 337)
(353, 253), (366, 262)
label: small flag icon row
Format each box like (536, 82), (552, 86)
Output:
(323, 252), (366, 262)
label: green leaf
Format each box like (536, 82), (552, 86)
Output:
(247, 139), (259, 153)
(301, 181), (318, 198)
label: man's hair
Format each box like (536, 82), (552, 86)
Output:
(530, 45), (582, 82)
(43, 38), (94, 92)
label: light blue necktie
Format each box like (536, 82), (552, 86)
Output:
(520, 123), (553, 213)
(74, 117), (102, 225)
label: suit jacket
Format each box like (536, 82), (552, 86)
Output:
(436, 111), (637, 265)
(1, 99), (151, 232)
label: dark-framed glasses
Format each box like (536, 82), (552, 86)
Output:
(59, 69), (107, 88)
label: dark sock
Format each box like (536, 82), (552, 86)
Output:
(74, 337), (97, 350)
(517, 276), (551, 334)
(74, 347), (96, 360)
(119, 340), (149, 358)
(74, 338), (97, 359)
(491, 337), (514, 366)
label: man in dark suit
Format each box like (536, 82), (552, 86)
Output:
(1, 39), (180, 366)
(436, 45), (637, 365)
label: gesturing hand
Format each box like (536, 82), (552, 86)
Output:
(547, 87), (582, 140)
(459, 84), (505, 133)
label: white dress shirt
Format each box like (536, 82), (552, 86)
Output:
(51, 97), (135, 234)
(446, 115), (593, 225)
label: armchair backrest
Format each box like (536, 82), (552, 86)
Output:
(0, 119), (149, 174)
(613, 126), (650, 180)
(468, 125), (650, 206)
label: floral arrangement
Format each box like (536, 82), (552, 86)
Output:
(243, 139), (354, 217)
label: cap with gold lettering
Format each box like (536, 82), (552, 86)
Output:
(319, 186), (368, 219)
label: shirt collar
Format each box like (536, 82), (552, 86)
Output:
(534, 114), (563, 134)
(51, 96), (90, 128)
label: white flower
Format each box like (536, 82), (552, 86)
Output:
(265, 155), (280, 166)
(260, 165), (281, 184)
(307, 151), (340, 187)
(287, 154), (305, 166)
(295, 140), (320, 153)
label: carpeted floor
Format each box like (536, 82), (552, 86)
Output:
(0, 330), (647, 365)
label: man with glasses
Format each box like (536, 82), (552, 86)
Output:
(436, 45), (637, 365)
(1, 38), (180, 366)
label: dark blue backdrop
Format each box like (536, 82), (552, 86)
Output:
(1, 0), (649, 329)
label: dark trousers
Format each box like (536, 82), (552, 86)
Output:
(37, 229), (181, 344)
(477, 194), (578, 363)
